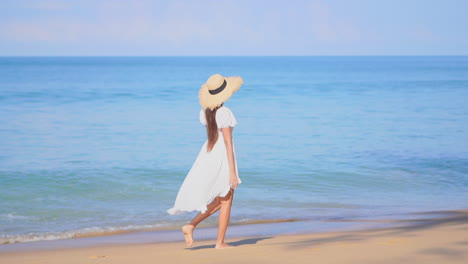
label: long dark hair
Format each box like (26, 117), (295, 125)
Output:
(205, 104), (223, 152)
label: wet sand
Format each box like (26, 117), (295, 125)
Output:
(1, 210), (467, 264)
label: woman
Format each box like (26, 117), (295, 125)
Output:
(167, 73), (243, 249)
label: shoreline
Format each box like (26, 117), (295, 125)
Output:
(2, 207), (465, 247)
(1, 209), (466, 253)
(1, 209), (467, 263)
(0, 218), (306, 246)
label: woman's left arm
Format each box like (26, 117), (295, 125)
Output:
(221, 127), (238, 189)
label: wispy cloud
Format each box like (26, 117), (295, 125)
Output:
(306, 1), (361, 42)
(0, 0), (466, 55)
(27, 0), (71, 10)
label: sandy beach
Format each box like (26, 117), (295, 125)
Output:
(1, 210), (467, 264)
(2, 1), (468, 263)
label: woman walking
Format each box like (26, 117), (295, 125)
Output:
(167, 74), (243, 249)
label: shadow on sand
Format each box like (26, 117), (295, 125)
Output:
(276, 210), (468, 261)
(186, 236), (273, 251)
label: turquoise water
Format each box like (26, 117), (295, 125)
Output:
(1, 56), (467, 244)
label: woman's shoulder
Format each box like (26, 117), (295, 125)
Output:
(216, 106), (236, 118)
(216, 106), (237, 128)
(199, 108), (206, 125)
(217, 106), (235, 114)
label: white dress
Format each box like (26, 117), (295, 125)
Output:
(167, 106), (241, 215)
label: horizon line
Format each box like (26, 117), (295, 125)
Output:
(1, 54), (468, 57)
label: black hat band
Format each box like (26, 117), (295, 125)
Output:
(208, 79), (227, 95)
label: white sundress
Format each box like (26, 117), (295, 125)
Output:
(167, 106), (241, 215)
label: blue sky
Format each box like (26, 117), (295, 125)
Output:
(1, 0), (467, 56)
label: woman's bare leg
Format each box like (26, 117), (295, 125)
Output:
(215, 189), (234, 249)
(182, 197), (222, 246)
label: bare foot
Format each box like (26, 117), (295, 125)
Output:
(182, 225), (194, 247)
(215, 242), (234, 249)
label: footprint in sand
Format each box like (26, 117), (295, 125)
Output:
(89, 255), (108, 259)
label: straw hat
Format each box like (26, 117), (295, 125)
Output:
(199, 74), (243, 110)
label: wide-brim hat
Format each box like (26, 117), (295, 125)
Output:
(199, 74), (243, 110)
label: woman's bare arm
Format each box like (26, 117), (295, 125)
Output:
(221, 127), (238, 189)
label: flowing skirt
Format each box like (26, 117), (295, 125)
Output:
(167, 131), (241, 215)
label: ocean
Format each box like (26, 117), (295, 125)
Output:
(1, 56), (467, 244)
